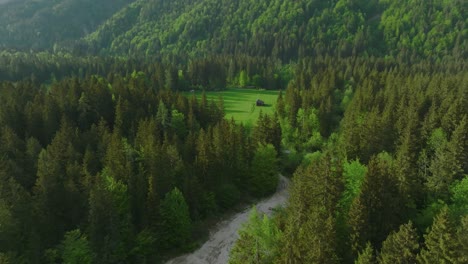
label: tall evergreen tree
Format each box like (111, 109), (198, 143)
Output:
(417, 207), (459, 264)
(34, 120), (85, 249)
(456, 215), (468, 264)
(355, 243), (375, 264)
(378, 222), (420, 264)
(88, 169), (133, 264)
(348, 154), (403, 255)
(280, 155), (342, 263)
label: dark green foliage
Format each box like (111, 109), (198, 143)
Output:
(34, 120), (85, 249)
(252, 112), (282, 152)
(457, 215), (468, 264)
(378, 222), (419, 264)
(159, 188), (192, 249)
(1, 0), (464, 62)
(380, 0), (466, 59)
(417, 207), (461, 264)
(49, 229), (94, 264)
(216, 184), (240, 210)
(88, 170), (132, 263)
(279, 154), (343, 263)
(249, 144), (278, 197)
(348, 154), (404, 255)
(355, 243), (375, 264)
(449, 178), (468, 219)
(82, 0), (466, 61)
(0, 0), (135, 50)
(0, 3), (466, 260)
(274, 57), (466, 264)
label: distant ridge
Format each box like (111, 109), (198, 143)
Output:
(0, 0), (466, 60)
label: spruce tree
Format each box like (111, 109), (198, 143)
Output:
(456, 215), (468, 264)
(280, 155), (342, 263)
(378, 222), (419, 264)
(417, 207), (458, 264)
(34, 120), (84, 248)
(355, 243), (375, 264)
(88, 169), (133, 264)
(348, 154), (403, 255)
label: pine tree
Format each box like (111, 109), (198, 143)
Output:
(280, 155), (342, 263)
(348, 154), (403, 255)
(394, 130), (423, 216)
(456, 215), (468, 264)
(195, 128), (211, 186)
(156, 100), (169, 130)
(378, 222), (419, 264)
(170, 109), (187, 139)
(355, 243), (375, 264)
(276, 90), (286, 118)
(417, 207), (458, 264)
(88, 169), (133, 264)
(34, 120), (85, 248)
(103, 131), (135, 184)
(252, 111), (267, 146)
(426, 117), (466, 201)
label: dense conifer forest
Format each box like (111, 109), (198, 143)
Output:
(0, 0), (466, 263)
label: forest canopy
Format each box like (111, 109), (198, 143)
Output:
(0, 0), (466, 263)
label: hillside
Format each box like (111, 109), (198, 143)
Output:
(83, 0), (467, 60)
(0, 0), (135, 50)
(1, 0), (466, 60)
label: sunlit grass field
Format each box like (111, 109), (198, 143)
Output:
(185, 88), (280, 126)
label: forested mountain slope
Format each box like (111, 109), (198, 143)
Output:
(0, 0), (135, 50)
(1, 0), (466, 60)
(79, 0), (467, 59)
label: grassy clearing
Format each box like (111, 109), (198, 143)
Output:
(185, 88), (280, 126)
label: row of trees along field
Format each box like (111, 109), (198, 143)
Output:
(230, 57), (468, 263)
(0, 59), (282, 262)
(0, 51), (291, 91)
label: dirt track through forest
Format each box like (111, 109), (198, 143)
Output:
(165, 175), (290, 264)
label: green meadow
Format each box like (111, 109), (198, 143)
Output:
(185, 88), (280, 126)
